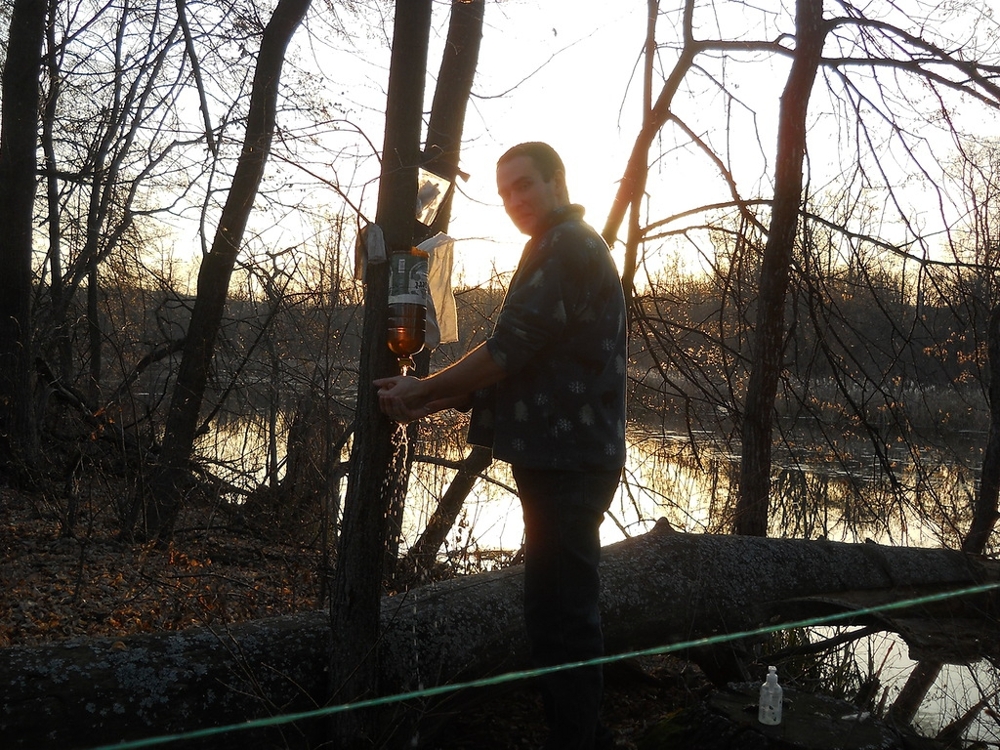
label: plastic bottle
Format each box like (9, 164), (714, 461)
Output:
(387, 247), (429, 374)
(758, 665), (783, 725)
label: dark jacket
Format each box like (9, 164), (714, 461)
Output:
(468, 204), (627, 471)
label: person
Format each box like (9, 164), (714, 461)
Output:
(375, 141), (626, 749)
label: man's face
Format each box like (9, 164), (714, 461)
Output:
(496, 155), (566, 237)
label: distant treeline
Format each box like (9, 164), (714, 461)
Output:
(48, 266), (982, 449)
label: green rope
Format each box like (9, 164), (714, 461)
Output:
(87, 579), (1000, 750)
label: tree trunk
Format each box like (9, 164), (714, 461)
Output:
(618, 0), (660, 313)
(601, 0), (696, 249)
(41, 9), (72, 383)
(87, 261), (101, 403)
(885, 659), (944, 726)
(240, 394), (348, 540)
(3, 531), (997, 750)
(423, 0), (484, 212)
(735, 0), (826, 536)
(963, 302), (1000, 553)
(141, 0), (312, 539)
(329, 1), (433, 745)
(0, 0), (46, 479)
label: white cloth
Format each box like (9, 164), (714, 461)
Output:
(353, 223), (386, 280)
(418, 232), (458, 347)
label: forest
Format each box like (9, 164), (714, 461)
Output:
(4, 1), (1000, 749)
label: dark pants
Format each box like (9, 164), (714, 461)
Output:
(512, 466), (620, 750)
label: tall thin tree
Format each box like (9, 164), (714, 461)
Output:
(390, 0), (486, 581)
(0, 0), (46, 480)
(734, 0), (826, 536)
(328, 0), (433, 744)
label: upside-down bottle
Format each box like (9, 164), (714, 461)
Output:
(387, 247), (429, 374)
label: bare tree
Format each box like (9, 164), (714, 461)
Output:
(327, 0), (433, 742)
(389, 0), (486, 580)
(735, 0), (826, 536)
(609, 1), (1000, 545)
(38, 0), (202, 393)
(142, 0), (313, 539)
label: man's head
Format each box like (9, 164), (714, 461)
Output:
(496, 142), (570, 237)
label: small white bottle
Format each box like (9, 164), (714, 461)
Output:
(758, 665), (783, 725)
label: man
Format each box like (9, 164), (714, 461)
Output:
(375, 141), (626, 749)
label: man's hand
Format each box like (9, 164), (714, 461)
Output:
(374, 375), (430, 423)
(374, 343), (505, 423)
(374, 376), (474, 423)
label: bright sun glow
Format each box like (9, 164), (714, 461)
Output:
(440, 1), (649, 287)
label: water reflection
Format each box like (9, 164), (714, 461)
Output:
(795, 627), (1000, 747)
(201, 415), (982, 556)
(402, 426), (980, 556)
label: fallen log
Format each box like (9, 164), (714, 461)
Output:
(2, 529), (998, 749)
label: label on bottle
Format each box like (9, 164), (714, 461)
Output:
(388, 253), (428, 306)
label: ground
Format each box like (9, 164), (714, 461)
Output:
(428, 656), (711, 749)
(0, 485), (705, 749)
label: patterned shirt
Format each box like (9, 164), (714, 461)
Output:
(467, 204), (627, 471)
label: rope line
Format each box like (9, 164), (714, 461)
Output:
(87, 579), (1000, 750)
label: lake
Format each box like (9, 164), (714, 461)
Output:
(400, 424), (982, 556)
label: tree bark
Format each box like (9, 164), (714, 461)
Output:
(3, 531), (997, 750)
(423, 0), (484, 209)
(735, 0), (827, 536)
(142, 0), (312, 538)
(0, 0), (46, 479)
(618, 0), (660, 314)
(885, 659), (944, 726)
(41, 9), (71, 382)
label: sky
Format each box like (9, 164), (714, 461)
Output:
(225, 1), (1000, 293)
(282, 0), (657, 288)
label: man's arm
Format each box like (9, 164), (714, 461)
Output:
(374, 342), (506, 422)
